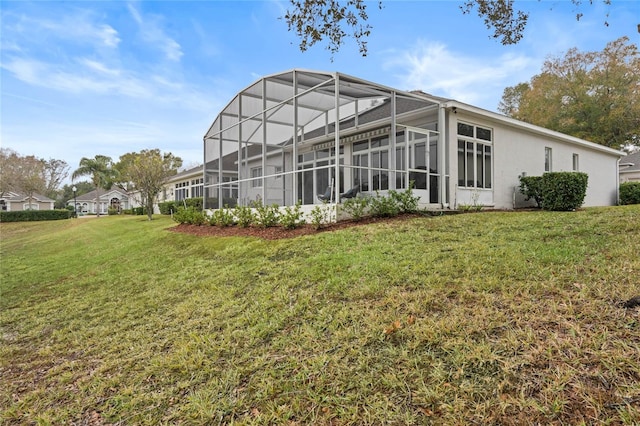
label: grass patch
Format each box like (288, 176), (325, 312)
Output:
(1, 208), (639, 424)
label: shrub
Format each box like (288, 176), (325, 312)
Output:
(369, 192), (401, 217)
(234, 205), (255, 228)
(619, 182), (640, 205)
(0, 209), (71, 222)
(388, 182), (420, 213)
(309, 202), (333, 230)
(341, 196), (369, 221)
(122, 209), (133, 215)
(519, 176), (544, 208)
(209, 206), (235, 227)
(108, 208), (119, 216)
(172, 206), (206, 225)
(158, 201), (177, 215)
(252, 201), (280, 228)
(280, 201), (305, 230)
(183, 197), (203, 209)
(132, 207), (146, 216)
(541, 172), (588, 211)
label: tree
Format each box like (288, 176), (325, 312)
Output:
(117, 149), (182, 221)
(284, 0), (612, 57)
(42, 159), (69, 199)
(498, 37), (640, 150)
(1, 148), (69, 202)
(72, 155), (116, 217)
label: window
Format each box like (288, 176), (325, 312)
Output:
(545, 147), (552, 172)
(457, 122), (492, 188)
(573, 153), (579, 171)
(251, 167), (262, 188)
(175, 181), (189, 201)
(190, 178), (204, 198)
(23, 203), (39, 210)
(274, 166), (283, 179)
(222, 176), (238, 200)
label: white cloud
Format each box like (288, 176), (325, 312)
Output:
(126, 3), (183, 62)
(1, 10), (120, 50)
(385, 40), (539, 111)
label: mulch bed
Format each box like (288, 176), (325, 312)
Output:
(169, 213), (423, 240)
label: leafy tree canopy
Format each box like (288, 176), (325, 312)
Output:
(284, 0), (612, 57)
(0, 148), (69, 199)
(116, 149), (182, 220)
(498, 37), (639, 151)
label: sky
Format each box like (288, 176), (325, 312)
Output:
(1, 0), (638, 179)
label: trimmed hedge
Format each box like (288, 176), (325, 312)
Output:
(619, 182), (640, 205)
(541, 172), (588, 211)
(0, 209), (72, 222)
(519, 172), (589, 211)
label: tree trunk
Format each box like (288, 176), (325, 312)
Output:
(95, 186), (101, 217)
(146, 193), (154, 221)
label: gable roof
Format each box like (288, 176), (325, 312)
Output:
(75, 188), (129, 202)
(166, 164), (203, 183)
(1, 191), (54, 202)
(620, 151), (640, 173)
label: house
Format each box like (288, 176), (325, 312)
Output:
(203, 70), (624, 212)
(68, 188), (130, 215)
(0, 192), (55, 211)
(160, 165), (205, 205)
(619, 151), (640, 183)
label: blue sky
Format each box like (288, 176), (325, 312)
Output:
(1, 0), (638, 176)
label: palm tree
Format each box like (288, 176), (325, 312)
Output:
(72, 155), (115, 217)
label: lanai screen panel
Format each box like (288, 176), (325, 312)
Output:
(204, 70), (442, 208)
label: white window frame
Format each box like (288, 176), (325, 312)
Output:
(251, 167), (262, 188)
(457, 122), (493, 189)
(545, 147), (553, 172)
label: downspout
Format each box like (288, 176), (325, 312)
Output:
(439, 103), (447, 208)
(390, 92), (397, 190)
(334, 73), (341, 204)
(238, 94), (243, 207)
(262, 78), (267, 203)
(293, 71), (299, 205)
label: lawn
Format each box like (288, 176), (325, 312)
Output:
(1, 207), (639, 425)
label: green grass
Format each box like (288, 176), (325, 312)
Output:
(1, 207), (639, 425)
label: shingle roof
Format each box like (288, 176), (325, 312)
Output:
(1, 191), (54, 202)
(74, 188), (129, 201)
(620, 151), (640, 173)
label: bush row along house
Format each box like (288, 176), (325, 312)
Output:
(203, 69), (624, 212)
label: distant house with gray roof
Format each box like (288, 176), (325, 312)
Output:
(0, 191), (55, 212)
(619, 151), (640, 183)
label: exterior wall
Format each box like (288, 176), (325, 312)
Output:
(620, 170), (640, 183)
(450, 111), (619, 209)
(494, 125), (618, 208)
(6, 200), (54, 211)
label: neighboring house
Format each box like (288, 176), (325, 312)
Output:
(619, 151), (640, 183)
(68, 188), (130, 215)
(160, 165), (205, 204)
(203, 70), (624, 211)
(0, 192), (55, 211)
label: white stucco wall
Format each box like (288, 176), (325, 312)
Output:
(450, 111), (621, 210)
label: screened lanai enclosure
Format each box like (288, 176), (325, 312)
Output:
(204, 70), (450, 210)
